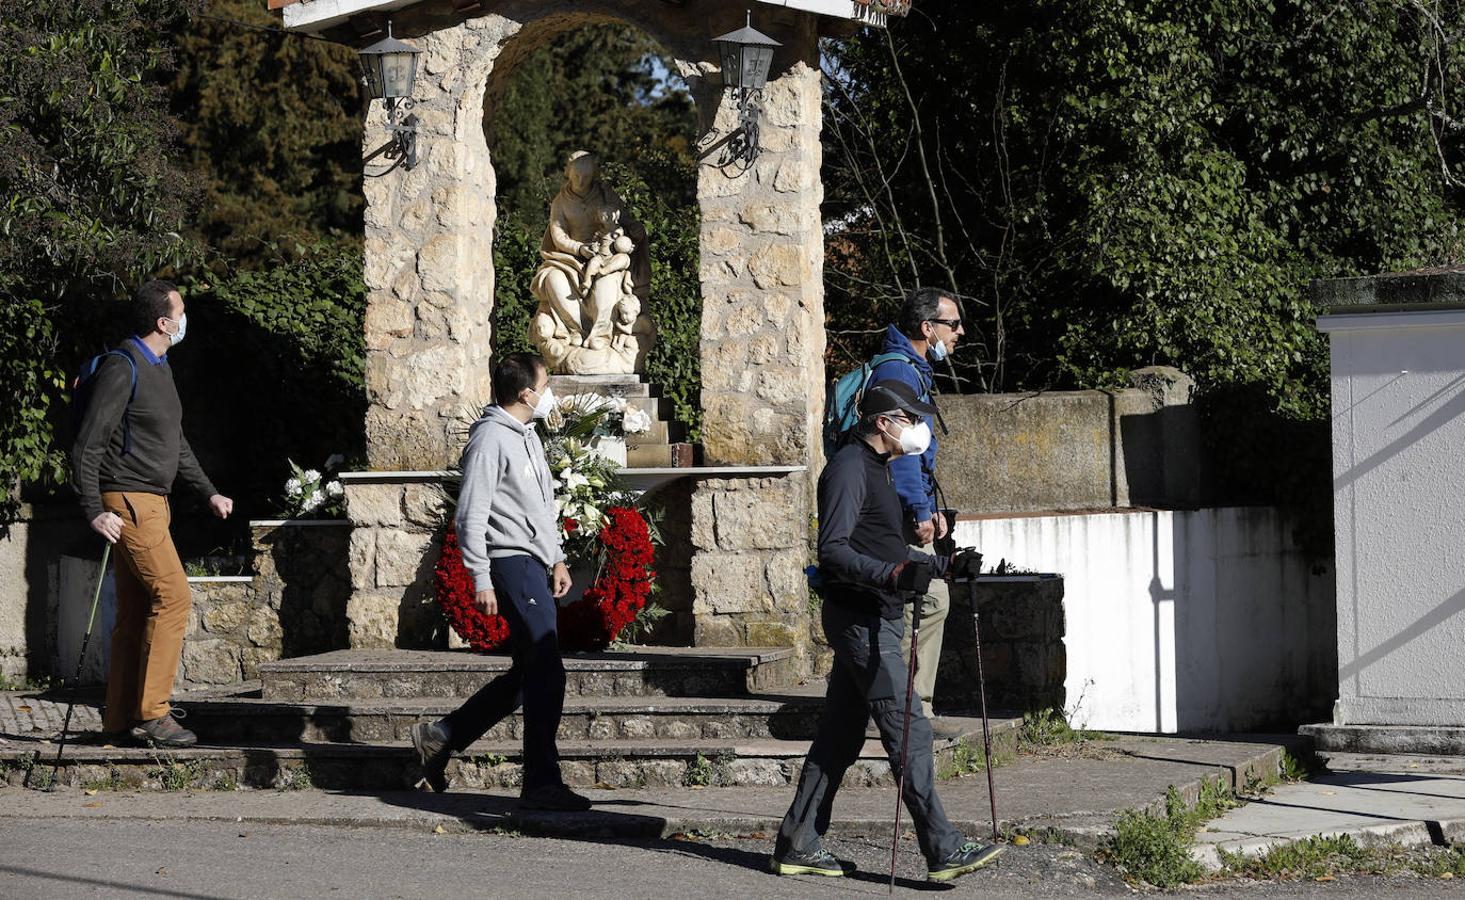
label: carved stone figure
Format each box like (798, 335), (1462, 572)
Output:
(529, 151), (656, 374)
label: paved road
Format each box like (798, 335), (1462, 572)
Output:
(0, 819), (1459, 899)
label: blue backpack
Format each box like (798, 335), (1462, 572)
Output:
(72, 349), (139, 456)
(822, 351), (925, 459)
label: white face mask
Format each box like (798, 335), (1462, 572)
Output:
(928, 337), (948, 362)
(163, 312), (187, 347)
(527, 386), (555, 420)
(885, 417), (932, 456)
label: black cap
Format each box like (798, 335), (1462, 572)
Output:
(860, 379), (938, 419)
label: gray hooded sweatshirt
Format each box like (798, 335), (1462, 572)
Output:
(455, 405), (566, 592)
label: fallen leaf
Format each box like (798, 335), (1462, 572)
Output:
(593, 782), (616, 790)
(1013, 835), (1031, 846)
(1315, 876), (1335, 883)
(16, 705), (31, 713)
(156, 867), (168, 877)
(433, 824), (446, 834)
(1442, 873), (1455, 880)
(1320, 790), (1336, 796)
(84, 789), (98, 797)
(82, 801), (102, 809)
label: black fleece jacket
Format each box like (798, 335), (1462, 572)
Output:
(71, 340), (217, 522)
(817, 439), (943, 619)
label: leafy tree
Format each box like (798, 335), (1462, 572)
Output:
(0, 0), (201, 523)
(169, 0), (364, 268)
(825, 1), (1465, 408)
(823, 1), (1465, 531)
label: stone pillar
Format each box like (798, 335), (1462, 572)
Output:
(361, 18), (511, 470)
(692, 16), (825, 663)
(344, 479), (452, 648)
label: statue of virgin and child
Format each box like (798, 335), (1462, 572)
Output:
(529, 151), (657, 374)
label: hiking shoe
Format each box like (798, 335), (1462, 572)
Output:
(518, 783), (592, 811)
(928, 841), (1005, 882)
(130, 712), (197, 748)
(770, 846), (852, 877)
(411, 721), (452, 793)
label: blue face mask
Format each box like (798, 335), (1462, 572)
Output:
(928, 337), (948, 362)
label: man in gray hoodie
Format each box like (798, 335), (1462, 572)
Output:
(409, 352), (589, 811)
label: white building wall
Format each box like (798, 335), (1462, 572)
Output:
(1320, 309), (1465, 726)
(953, 507), (1334, 733)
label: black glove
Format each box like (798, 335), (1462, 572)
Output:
(948, 549), (983, 581)
(893, 560), (936, 595)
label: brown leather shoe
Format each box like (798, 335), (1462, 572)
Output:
(130, 712), (197, 748)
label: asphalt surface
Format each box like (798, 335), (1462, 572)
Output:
(0, 819), (1461, 899)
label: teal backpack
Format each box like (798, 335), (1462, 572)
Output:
(822, 351), (922, 459)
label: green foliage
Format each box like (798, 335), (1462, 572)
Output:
(1278, 749), (1318, 783)
(173, 243), (366, 521)
(1019, 708), (1107, 747)
(1102, 781), (1234, 887)
(683, 753), (714, 787)
(491, 25), (696, 221)
(825, 2), (1465, 542)
(937, 736), (1015, 779)
(169, 0), (363, 267)
(0, 0), (201, 523)
(1221, 834), (1371, 880)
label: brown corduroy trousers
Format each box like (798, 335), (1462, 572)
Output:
(99, 491), (190, 732)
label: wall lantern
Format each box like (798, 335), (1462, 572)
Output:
(360, 21), (422, 172)
(711, 11), (780, 167)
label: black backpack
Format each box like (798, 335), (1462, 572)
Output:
(71, 349), (139, 456)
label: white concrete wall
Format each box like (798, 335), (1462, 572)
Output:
(953, 507), (1334, 733)
(1321, 309), (1465, 726)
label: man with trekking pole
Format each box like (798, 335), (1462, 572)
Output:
(771, 380), (1002, 883)
(71, 279), (233, 749)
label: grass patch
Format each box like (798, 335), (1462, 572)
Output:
(1278, 749), (1320, 783)
(1019, 708), (1108, 748)
(279, 764), (314, 791)
(1221, 837), (1465, 881)
(151, 759), (206, 792)
(82, 766), (129, 792)
(471, 752), (508, 768)
(937, 736), (1015, 779)
(1101, 780), (1237, 888)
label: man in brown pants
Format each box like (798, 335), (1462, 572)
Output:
(72, 279), (233, 747)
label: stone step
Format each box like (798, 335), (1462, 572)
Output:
(178, 692), (827, 745)
(258, 647), (797, 702)
(1, 716), (1021, 792)
(1300, 722), (1465, 756)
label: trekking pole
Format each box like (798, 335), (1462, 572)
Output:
(970, 583), (1000, 842)
(32, 542), (111, 791)
(888, 587), (927, 893)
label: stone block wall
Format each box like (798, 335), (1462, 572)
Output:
(689, 476), (813, 669)
(935, 576), (1066, 714)
(937, 366), (1202, 515)
(179, 522), (353, 687)
(343, 480), (452, 650)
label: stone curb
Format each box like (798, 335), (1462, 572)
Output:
(0, 737), (1297, 850)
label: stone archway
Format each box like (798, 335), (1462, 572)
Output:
(350, 0), (826, 666)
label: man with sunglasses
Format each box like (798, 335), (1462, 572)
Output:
(871, 287), (966, 727)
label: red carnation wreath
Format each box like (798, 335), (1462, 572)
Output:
(435, 506), (656, 653)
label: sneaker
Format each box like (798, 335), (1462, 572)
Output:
(518, 783), (592, 811)
(928, 841), (1005, 882)
(770, 847), (853, 877)
(411, 721), (452, 793)
(130, 711), (197, 748)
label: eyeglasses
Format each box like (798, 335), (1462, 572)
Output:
(927, 318), (962, 330)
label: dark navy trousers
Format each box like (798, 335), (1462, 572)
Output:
(441, 554), (566, 790)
